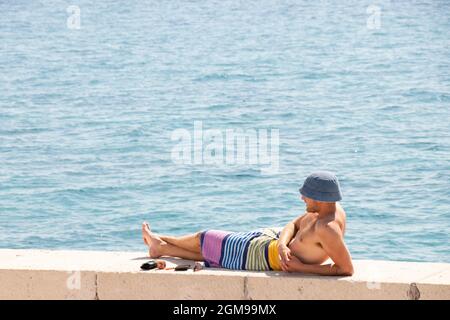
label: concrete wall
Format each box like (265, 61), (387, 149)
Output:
(0, 249), (449, 300)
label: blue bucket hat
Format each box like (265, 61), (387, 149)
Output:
(299, 171), (342, 202)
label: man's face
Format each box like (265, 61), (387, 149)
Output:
(301, 195), (317, 212)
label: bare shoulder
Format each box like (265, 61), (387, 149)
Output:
(316, 208), (346, 238)
(314, 221), (344, 248)
(316, 220), (342, 236)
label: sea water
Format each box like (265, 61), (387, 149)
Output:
(0, 0), (449, 262)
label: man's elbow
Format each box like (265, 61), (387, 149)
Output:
(342, 268), (354, 276)
(337, 265), (354, 276)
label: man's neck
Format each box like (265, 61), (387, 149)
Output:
(317, 203), (336, 218)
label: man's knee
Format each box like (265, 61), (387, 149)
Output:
(195, 232), (202, 249)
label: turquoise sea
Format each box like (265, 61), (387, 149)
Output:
(0, 0), (449, 262)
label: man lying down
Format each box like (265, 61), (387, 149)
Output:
(142, 171), (354, 276)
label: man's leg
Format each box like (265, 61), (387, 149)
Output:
(159, 233), (202, 253)
(142, 222), (204, 261)
(158, 242), (204, 261)
(143, 222), (202, 253)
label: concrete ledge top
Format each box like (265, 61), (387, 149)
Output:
(1, 249), (449, 285)
(1, 249), (449, 300)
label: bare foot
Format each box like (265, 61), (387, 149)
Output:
(142, 222), (165, 258)
(142, 223), (149, 246)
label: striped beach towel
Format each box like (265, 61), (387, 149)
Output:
(199, 227), (283, 271)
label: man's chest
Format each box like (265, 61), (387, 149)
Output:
(297, 217), (320, 243)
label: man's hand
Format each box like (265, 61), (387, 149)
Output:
(278, 243), (292, 270)
(281, 254), (304, 272)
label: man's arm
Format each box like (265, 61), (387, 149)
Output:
(278, 214), (305, 269)
(284, 222), (354, 276)
(278, 214), (304, 246)
(285, 258), (352, 276)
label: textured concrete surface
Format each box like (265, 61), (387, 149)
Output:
(0, 249), (449, 300)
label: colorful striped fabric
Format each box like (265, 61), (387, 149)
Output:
(199, 227), (283, 271)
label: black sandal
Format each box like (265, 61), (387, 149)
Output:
(140, 260), (158, 270)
